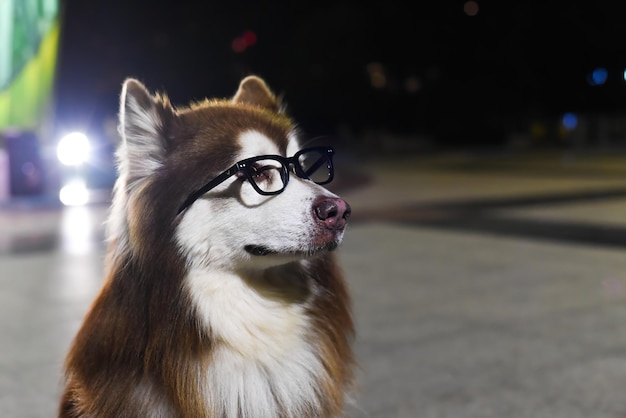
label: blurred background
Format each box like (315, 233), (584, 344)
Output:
(3, 1), (626, 417)
(3, 0), (626, 201)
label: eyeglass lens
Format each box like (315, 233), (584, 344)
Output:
(248, 149), (332, 194)
(250, 159), (285, 193)
(297, 149), (331, 184)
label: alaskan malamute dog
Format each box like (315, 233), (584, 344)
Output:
(59, 76), (355, 417)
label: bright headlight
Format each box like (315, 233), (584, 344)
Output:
(59, 180), (89, 206)
(57, 132), (90, 166)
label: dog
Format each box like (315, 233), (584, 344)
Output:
(58, 75), (356, 417)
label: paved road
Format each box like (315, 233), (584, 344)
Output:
(2, 150), (626, 417)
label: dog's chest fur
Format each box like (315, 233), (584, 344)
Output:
(189, 268), (324, 416)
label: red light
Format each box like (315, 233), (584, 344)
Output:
(232, 30), (257, 53)
(464, 0), (479, 16)
(232, 38), (246, 53)
(242, 30), (257, 47)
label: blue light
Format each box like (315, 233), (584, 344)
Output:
(589, 67), (608, 86)
(562, 113), (578, 130)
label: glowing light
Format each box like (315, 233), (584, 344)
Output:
(623, 69), (626, 81)
(588, 67), (608, 86)
(464, 1), (479, 16)
(232, 30), (257, 53)
(231, 38), (245, 52)
(366, 62), (387, 89)
(59, 180), (89, 206)
(562, 113), (578, 130)
(57, 132), (90, 166)
(405, 76), (421, 93)
(60, 206), (95, 256)
(242, 30), (257, 47)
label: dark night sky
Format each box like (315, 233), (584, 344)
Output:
(54, 0), (626, 145)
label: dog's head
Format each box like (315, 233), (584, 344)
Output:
(109, 76), (350, 271)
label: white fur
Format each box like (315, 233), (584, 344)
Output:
(130, 378), (174, 417)
(238, 130), (281, 159)
(286, 131), (301, 157)
(107, 92), (166, 258)
(186, 269), (323, 417)
(121, 94), (165, 179)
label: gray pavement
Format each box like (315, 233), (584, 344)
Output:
(2, 150), (626, 417)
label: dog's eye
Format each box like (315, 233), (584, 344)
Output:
(248, 162), (284, 193)
(251, 164), (274, 183)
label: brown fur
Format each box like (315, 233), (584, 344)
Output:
(59, 76), (356, 417)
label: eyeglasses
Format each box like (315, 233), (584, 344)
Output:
(178, 146), (335, 214)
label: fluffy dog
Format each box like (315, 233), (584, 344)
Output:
(59, 75), (355, 417)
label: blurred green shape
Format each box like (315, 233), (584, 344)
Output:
(0, 0), (59, 131)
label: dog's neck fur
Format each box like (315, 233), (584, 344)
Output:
(185, 263), (332, 417)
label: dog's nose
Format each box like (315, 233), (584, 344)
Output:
(314, 197), (351, 230)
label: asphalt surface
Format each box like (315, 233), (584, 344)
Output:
(2, 149), (626, 417)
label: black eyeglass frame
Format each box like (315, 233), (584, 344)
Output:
(177, 146), (335, 214)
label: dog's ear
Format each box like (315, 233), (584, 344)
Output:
(232, 76), (280, 112)
(119, 78), (175, 180)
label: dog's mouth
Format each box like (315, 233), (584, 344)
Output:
(244, 242), (339, 257)
(244, 245), (276, 256)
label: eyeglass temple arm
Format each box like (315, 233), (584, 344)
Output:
(177, 163), (240, 214)
(302, 157), (330, 177)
